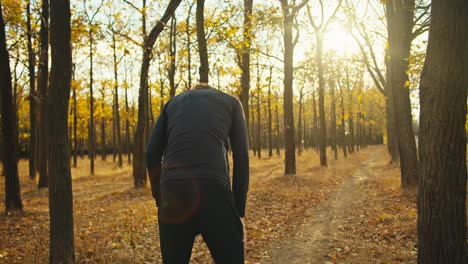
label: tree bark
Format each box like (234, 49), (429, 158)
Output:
(196, 0), (208, 83)
(240, 0), (253, 129)
(88, 28), (95, 176)
(297, 87), (303, 155)
(168, 15), (177, 97)
(125, 84), (131, 165)
(275, 92), (281, 156)
(48, 0), (75, 261)
(330, 79), (337, 160)
(417, 0), (468, 262)
(133, 0), (183, 187)
(267, 67), (273, 157)
(256, 62), (261, 158)
(338, 83), (347, 158)
(316, 33), (327, 166)
(280, 0), (296, 175)
(112, 30), (123, 168)
(186, 3), (194, 90)
(26, 0), (37, 180)
(386, 0), (418, 189)
(311, 86), (318, 152)
(100, 95), (106, 161)
(37, 0), (49, 188)
(0, 2), (23, 211)
(72, 64), (77, 167)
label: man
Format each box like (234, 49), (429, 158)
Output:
(146, 83), (249, 264)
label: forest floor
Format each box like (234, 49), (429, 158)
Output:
(0, 146), (418, 264)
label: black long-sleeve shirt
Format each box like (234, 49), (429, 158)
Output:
(146, 86), (249, 217)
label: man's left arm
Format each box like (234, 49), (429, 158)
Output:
(146, 106), (168, 207)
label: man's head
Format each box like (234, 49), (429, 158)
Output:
(192, 83), (212, 90)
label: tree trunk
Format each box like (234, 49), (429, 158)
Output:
(311, 86), (318, 152)
(240, 0), (253, 129)
(338, 83), (347, 158)
(316, 33), (327, 166)
(345, 69), (356, 154)
(297, 88), (303, 155)
(330, 80), (338, 160)
(168, 15), (177, 97)
(88, 28), (95, 176)
(281, 0), (296, 175)
(251, 102), (256, 156)
(72, 64), (77, 167)
(100, 98), (106, 161)
(0, 2), (23, 211)
(186, 3), (194, 90)
(267, 67), (273, 157)
(26, 0), (37, 180)
(133, 0), (183, 187)
(112, 31), (123, 168)
(275, 92), (281, 156)
(196, 0), (208, 83)
(256, 62), (261, 158)
(37, 0), (49, 188)
(125, 85), (131, 165)
(386, 0), (418, 189)
(48, 0), (75, 260)
(417, 0), (468, 262)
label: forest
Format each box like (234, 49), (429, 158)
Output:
(0, 0), (467, 263)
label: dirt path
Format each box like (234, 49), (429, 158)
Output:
(263, 154), (379, 264)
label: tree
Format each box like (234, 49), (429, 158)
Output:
(48, 0), (75, 260)
(26, 0), (37, 180)
(417, 0), (468, 262)
(37, 0), (49, 188)
(110, 26), (123, 168)
(386, 0), (418, 189)
(0, 0), (23, 212)
(279, 0), (308, 175)
(267, 66), (273, 157)
(306, 0), (343, 167)
(196, 0), (208, 83)
(133, 0), (183, 187)
(329, 77), (337, 159)
(83, 0), (105, 176)
(240, 0), (253, 128)
(166, 14), (178, 98)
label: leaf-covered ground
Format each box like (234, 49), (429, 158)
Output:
(0, 146), (418, 263)
(263, 147), (417, 264)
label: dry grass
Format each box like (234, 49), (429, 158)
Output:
(0, 147), (374, 263)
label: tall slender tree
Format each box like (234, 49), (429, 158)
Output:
(0, 0), (23, 211)
(48, 0), (75, 260)
(386, 0), (418, 189)
(83, 0), (105, 176)
(133, 0), (183, 187)
(26, 0), (37, 180)
(279, 0), (308, 175)
(240, 0), (253, 127)
(417, 0), (468, 262)
(168, 15), (177, 97)
(196, 0), (208, 83)
(306, 0), (343, 167)
(37, 0), (49, 188)
(111, 28), (123, 168)
(267, 67), (273, 157)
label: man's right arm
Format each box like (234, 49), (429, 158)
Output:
(229, 99), (249, 217)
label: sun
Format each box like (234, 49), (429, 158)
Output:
(323, 24), (360, 56)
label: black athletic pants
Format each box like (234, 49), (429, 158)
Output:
(158, 179), (244, 264)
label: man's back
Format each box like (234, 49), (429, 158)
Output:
(146, 85), (249, 216)
(161, 87), (236, 186)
